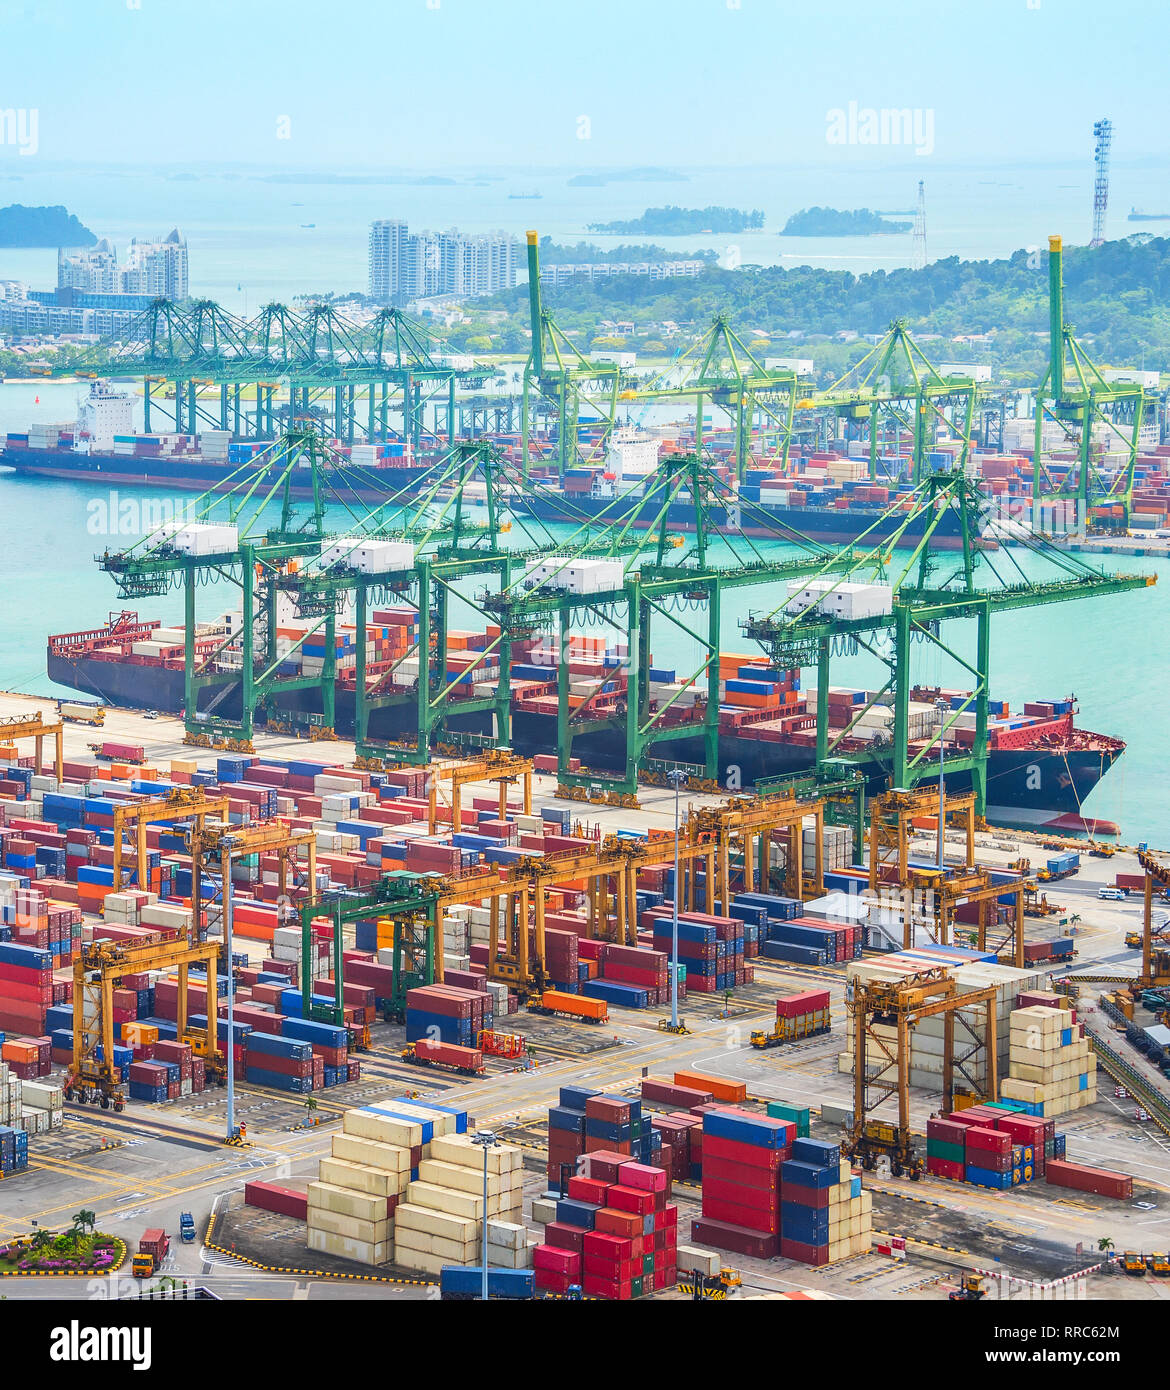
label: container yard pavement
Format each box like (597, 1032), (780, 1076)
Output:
(3, 988), (1168, 1300)
(1, 691), (1168, 1300)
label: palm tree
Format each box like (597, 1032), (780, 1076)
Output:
(304, 1097), (318, 1125)
(29, 1229), (52, 1252)
(72, 1210), (96, 1236)
(1098, 1237), (1115, 1253)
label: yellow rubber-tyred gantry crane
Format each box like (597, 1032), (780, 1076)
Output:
(68, 934), (227, 1110)
(186, 816), (317, 933)
(865, 786), (1026, 967)
(0, 710), (64, 782)
(1137, 851), (1170, 991)
(845, 966), (998, 1178)
(420, 788), (827, 994)
(426, 749), (534, 835)
(110, 787), (232, 893)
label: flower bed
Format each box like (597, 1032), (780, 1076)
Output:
(0, 1234), (126, 1275)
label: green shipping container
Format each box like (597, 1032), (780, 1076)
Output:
(767, 1100), (811, 1137)
(643, 1252), (655, 1274)
(925, 1138), (965, 1163)
(631, 1275), (643, 1299)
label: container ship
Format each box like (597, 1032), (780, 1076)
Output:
(45, 609), (1122, 836)
(0, 382), (438, 503)
(9, 396), (1170, 542)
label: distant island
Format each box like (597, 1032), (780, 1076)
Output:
(0, 204), (96, 247)
(780, 207), (912, 236)
(257, 172), (457, 186)
(588, 205), (765, 235)
(537, 236), (717, 265)
(569, 168), (689, 187)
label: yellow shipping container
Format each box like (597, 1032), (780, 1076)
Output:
(428, 1133), (523, 1174)
(306, 1227), (391, 1266)
(404, 1181), (483, 1222)
(416, 1159), (504, 1198)
(393, 1201), (478, 1243)
(306, 1181), (389, 1224)
(305, 1208), (393, 1244)
(319, 1157), (401, 1198)
(330, 1133), (412, 1175)
(394, 1228), (480, 1265)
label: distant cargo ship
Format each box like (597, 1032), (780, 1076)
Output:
(1127, 208), (1170, 221)
(45, 609), (1122, 833)
(0, 382), (440, 503)
(513, 427), (979, 550)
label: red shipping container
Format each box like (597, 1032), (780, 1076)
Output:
(245, 1181), (308, 1221)
(772, 1178), (822, 1212)
(926, 1156), (966, 1181)
(701, 1194), (778, 1233)
(701, 1133), (786, 1171)
(776, 988), (830, 1018)
(617, 1161), (667, 1193)
(641, 1078), (713, 1108)
(544, 1221), (586, 1254)
(703, 1176), (781, 1213)
(1044, 1160), (1132, 1199)
(925, 1118), (969, 1146)
(964, 1125), (1011, 1155)
(780, 1237), (830, 1267)
(701, 1154), (781, 1192)
(582, 1274), (633, 1302)
(584, 1231), (632, 1260)
(411, 1038), (483, 1071)
(690, 1217), (779, 1260)
(585, 1095), (631, 1124)
(567, 1176), (611, 1206)
(607, 1185), (655, 1216)
(533, 1244), (580, 1277)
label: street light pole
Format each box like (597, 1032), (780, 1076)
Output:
(471, 1129), (498, 1301)
(666, 769), (687, 1029)
(934, 698), (948, 872)
(222, 838), (237, 1143)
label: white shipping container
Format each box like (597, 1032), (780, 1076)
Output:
(321, 537), (416, 574)
(158, 521), (239, 556)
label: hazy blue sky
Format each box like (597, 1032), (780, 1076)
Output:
(0, 0), (1166, 169)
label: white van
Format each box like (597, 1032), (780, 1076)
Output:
(1097, 887), (1127, 901)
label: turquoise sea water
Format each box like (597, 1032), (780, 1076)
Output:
(0, 464), (1163, 843)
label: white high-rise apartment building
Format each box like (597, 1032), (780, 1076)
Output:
(368, 220), (517, 304)
(57, 229), (188, 300)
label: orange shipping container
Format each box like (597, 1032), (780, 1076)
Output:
(542, 990), (607, 1021)
(673, 1070), (747, 1104)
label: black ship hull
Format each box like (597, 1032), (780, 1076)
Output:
(47, 653), (1120, 823)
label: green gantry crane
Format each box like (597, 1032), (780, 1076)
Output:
(481, 450), (881, 797)
(741, 468), (1155, 814)
(50, 296), (490, 448)
(1032, 234), (1149, 526)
